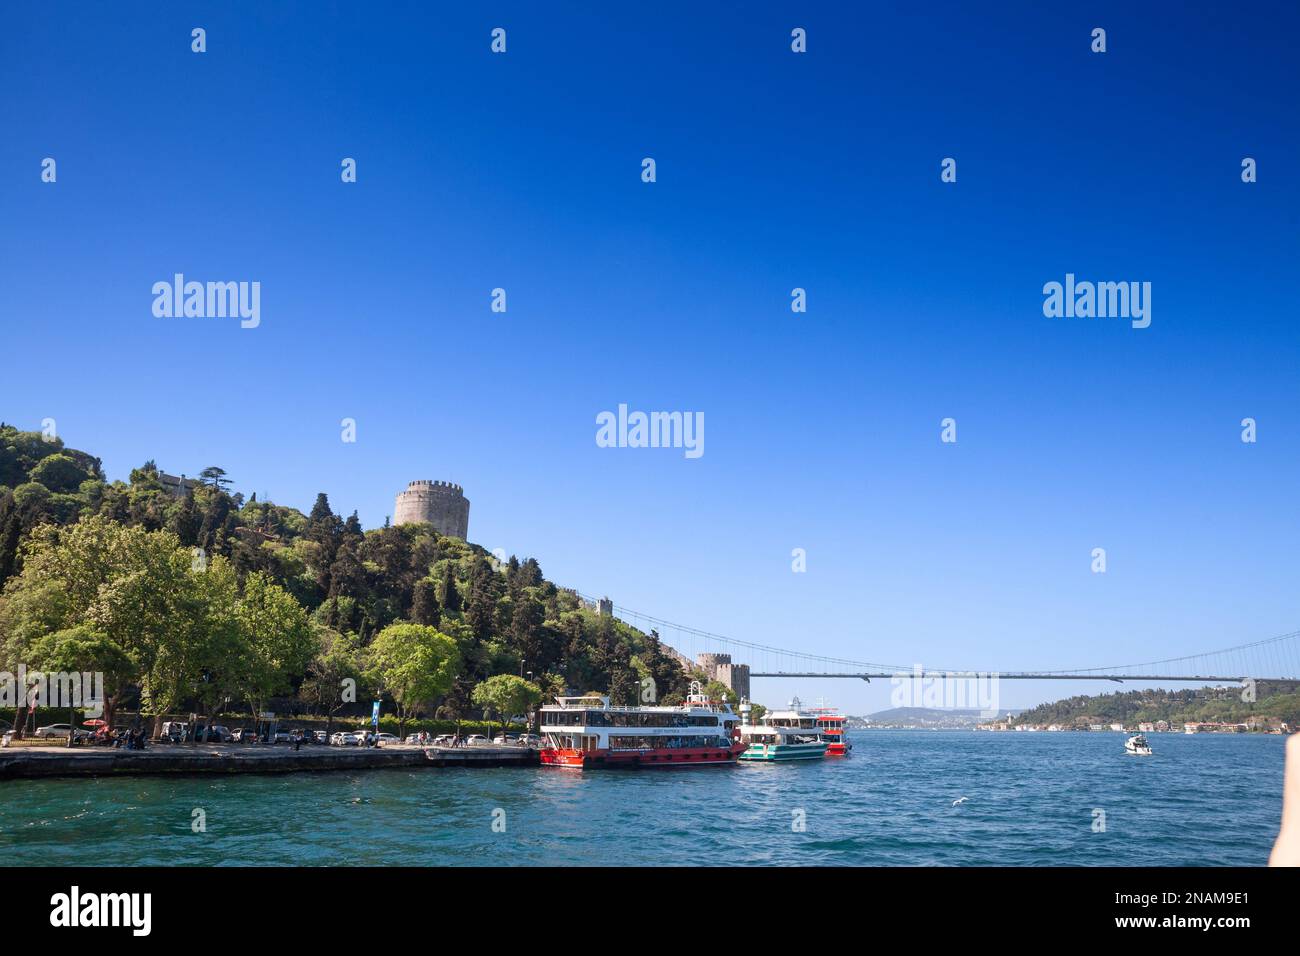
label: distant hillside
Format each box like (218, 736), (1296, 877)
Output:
(1010, 685), (1300, 729)
(864, 707), (1021, 729)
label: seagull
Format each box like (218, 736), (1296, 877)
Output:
(952, 797), (968, 806)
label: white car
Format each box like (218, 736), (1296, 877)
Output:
(433, 734), (454, 747)
(492, 735), (518, 745)
(465, 734), (489, 746)
(517, 734), (540, 747)
(375, 733), (399, 746)
(330, 731), (359, 746)
(34, 723), (90, 740)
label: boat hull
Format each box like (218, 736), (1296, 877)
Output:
(738, 741), (829, 761)
(539, 744), (746, 770)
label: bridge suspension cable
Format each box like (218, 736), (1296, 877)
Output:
(575, 592), (1300, 681)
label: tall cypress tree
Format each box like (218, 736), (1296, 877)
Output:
(440, 562), (462, 614)
(0, 508), (21, 588)
(412, 578), (441, 627)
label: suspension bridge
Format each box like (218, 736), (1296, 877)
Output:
(576, 593), (1300, 686)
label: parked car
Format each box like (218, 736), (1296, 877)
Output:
(434, 734), (455, 746)
(491, 735), (518, 745)
(330, 731), (359, 746)
(375, 733), (399, 746)
(231, 728), (256, 743)
(465, 734), (489, 746)
(160, 721), (189, 742)
(313, 731), (328, 744)
(191, 724), (232, 742)
(517, 734), (540, 747)
(34, 723), (90, 740)
(270, 730), (293, 744)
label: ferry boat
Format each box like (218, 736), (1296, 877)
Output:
(809, 705), (853, 756)
(537, 682), (744, 770)
(737, 697), (830, 762)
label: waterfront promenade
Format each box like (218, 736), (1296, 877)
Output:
(0, 743), (539, 779)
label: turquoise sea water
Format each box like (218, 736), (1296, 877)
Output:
(0, 731), (1285, 866)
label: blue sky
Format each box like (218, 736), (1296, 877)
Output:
(3, 2), (1298, 712)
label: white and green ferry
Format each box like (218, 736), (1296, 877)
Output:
(736, 698), (830, 762)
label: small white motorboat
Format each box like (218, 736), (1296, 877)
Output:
(1124, 733), (1153, 756)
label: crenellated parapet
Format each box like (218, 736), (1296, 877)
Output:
(393, 479), (470, 538)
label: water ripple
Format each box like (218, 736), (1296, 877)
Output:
(0, 731), (1284, 866)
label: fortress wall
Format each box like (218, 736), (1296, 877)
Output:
(393, 480), (470, 539)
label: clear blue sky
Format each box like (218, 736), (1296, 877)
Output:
(3, 2), (1298, 713)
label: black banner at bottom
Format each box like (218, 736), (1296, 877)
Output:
(4, 865), (1291, 940)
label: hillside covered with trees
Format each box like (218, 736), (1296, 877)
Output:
(0, 423), (708, 735)
(1011, 685), (1300, 729)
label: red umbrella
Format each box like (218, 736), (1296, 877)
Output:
(82, 719), (107, 727)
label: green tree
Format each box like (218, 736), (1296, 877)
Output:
(166, 491), (201, 547)
(299, 625), (365, 732)
(28, 625), (135, 727)
(199, 466), (231, 490)
(0, 516), (219, 737)
(411, 578), (440, 627)
(28, 454), (91, 494)
(509, 592), (546, 671)
(471, 674), (543, 738)
(439, 562), (462, 614)
(230, 571), (315, 728)
(703, 680), (738, 706)
(366, 623), (460, 738)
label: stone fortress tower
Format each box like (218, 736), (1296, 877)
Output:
(696, 652), (751, 702)
(393, 480), (470, 539)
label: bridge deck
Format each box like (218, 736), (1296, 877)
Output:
(748, 672), (1284, 682)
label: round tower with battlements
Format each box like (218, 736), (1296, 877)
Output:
(393, 480), (470, 539)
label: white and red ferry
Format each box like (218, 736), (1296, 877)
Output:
(809, 706), (853, 756)
(538, 682), (744, 770)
